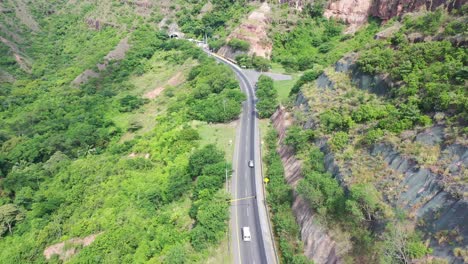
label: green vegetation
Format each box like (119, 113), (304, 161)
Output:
(187, 62), (245, 122)
(0, 4), (242, 260)
(290, 141), (431, 263)
(236, 54), (271, 71)
(289, 66), (323, 95)
(177, 0), (252, 40)
(272, 16), (380, 72)
(264, 128), (312, 264)
(357, 40), (466, 125)
(227, 38), (250, 52)
(256, 75), (278, 118)
(284, 125), (315, 153)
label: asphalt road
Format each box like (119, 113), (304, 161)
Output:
(207, 51), (277, 264)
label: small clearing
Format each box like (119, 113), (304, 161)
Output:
(144, 71), (184, 99)
(0, 36), (32, 73)
(9, 0), (40, 32)
(43, 233), (102, 261)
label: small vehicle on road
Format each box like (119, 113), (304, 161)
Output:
(248, 160), (254, 168)
(242, 227), (251, 241)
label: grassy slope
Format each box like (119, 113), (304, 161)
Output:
(0, 2), (246, 263)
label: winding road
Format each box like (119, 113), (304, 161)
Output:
(207, 51), (278, 264)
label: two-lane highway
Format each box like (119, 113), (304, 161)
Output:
(207, 51), (277, 264)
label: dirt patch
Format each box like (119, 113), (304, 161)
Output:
(128, 152), (150, 159)
(72, 37), (130, 85)
(43, 233), (102, 261)
(167, 71), (184, 86)
(9, 0), (40, 32)
(143, 72), (184, 99)
(0, 70), (15, 83)
(105, 37), (130, 61)
(0, 36), (31, 73)
(218, 2), (272, 59)
(72, 69), (99, 85)
(144, 87), (165, 99)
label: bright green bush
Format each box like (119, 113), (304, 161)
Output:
(320, 110), (355, 132)
(330, 131), (349, 151)
(284, 125), (315, 152)
(264, 128), (313, 264)
(290, 66), (324, 95)
(404, 9), (444, 35)
(256, 75), (278, 118)
(227, 38), (250, 52)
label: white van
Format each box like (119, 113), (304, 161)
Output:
(242, 227), (251, 241)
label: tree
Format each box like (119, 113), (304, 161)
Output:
(256, 75), (278, 118)
(380, 221), (431, 264)
(284, 125), (312, 152)
(227, 38), (250, 52)
(0, 204), (24, 236)
(349, 183), (382, 221)
(188, 144), (224, 178)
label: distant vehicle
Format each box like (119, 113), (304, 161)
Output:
(242, 227), (251, 241)
(248, 160), (254, 168)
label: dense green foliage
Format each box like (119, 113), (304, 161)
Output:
(0, 5), (241, 260)
(357, 40), (466, 125)
(177, 0), (252, 40)
(236, 54), (271, 71)
(256, 75), (278, 118)
(284, 125), (315, 152)
(289, 66), (323, 95)
(264, 129), (312, 264)
(272, 16), (380, 72)
(186, 62), (245, 122)
(287, 130), (432, 262)
(227, 38), (250, 52)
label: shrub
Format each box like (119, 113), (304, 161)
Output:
(444, 20), (466, 36)
(363, 128), (384, 145)
(256, 75), (278, 118)
(404, 9), (444, 35)
(330, 131), (349, 151)
(284, 125), (314, 152)
(227, 38), (250, 52)
(290, 66), (324, 95)
(357, 46), (394, 74)
(209, 38), (225, 52)
(119, 95), (146, 112)
(320, 110), (354, 132)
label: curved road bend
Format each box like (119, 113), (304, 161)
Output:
(206, 51), (277, 264)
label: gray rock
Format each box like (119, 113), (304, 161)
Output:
(316, 72), (335, 89)
(414, 126), (444, 146)
(335, 53), (358, 72)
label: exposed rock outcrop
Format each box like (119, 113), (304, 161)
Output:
(324, 0), (373, 33)
(271, 107), (342, 264)
(218, 2), (272, 60)
(44, 233), (102, 261)
(291, 51), (468, 263)
(370, 0), (466, 21)
(324, 0), (466, 33)
(72, 37), (130, 85)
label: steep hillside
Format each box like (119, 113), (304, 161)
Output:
(266, 5), (467, 264)
(0, 1), (248, 263)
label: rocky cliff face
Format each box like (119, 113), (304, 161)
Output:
(271, 108), (342, 264)
(323, 0), (467, 32)
(291, 53), (468, 263)
(370, 0), (466, 21)
(218, 2), (272, 60)
(324, 0), (372, 33)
